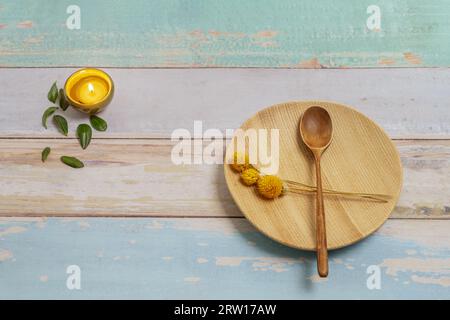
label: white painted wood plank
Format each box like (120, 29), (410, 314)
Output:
(0, 139), (447, 218)
(0, 218), (449, 299)
(0, 68), (449, 138)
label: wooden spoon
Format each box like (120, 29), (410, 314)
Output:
(299, 106), (333, 277)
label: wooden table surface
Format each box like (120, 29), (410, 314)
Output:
(0, 1), (449, 299)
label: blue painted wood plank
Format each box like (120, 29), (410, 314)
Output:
(0, 218), (449, 299)
(1, 0), (450, 67)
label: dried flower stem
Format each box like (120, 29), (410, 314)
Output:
(284, 180), (391, 202)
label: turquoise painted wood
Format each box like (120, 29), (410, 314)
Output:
(1, 0), (450, 67)
(0, 218), (449, 299)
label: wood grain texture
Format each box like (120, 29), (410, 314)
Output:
(224, 101), (402, 250)
(0, 139), (447, 218)
(0, 68), (449, 139)
(1, 0), (450, 67)
(0, 217), (449, 299)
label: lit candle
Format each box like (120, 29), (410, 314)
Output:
(64, 68), (114, 114)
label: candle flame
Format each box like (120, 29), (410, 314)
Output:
(88, 83), (95, 94)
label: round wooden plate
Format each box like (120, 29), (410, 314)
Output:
(224, 101), (403, 250)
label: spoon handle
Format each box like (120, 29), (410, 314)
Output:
(315, 156), (328, 277)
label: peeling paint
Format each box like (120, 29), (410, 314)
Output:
(23, 36), (44, 44)
(392, 204), (449, 218)
(308, 274), (328, 283)
(216, 256), (244, 267)
(0, 249), (12, 261)
(403, 52), (422, 65)
(17, 20), (33, 29)
(184, 277), (200, 283)
(380, 257), (450, 276)
(208, 30), (246, 39)
(0, 217), (45, 223)
(377, 221), (450, 249)
(197, 258), (208, 264)
(172, 219), (254, 235)
(411, 275), (450, 287)
(379, 58), (396, 65)
(0, 1), (449, 67)
(216, 256), (302, 272)
(0, 226), (27, 237)
(254, 30), (278, 39)
(0, 217), (448, 298)
(298, 58), (323, 69)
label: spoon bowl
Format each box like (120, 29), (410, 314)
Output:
(300, 106), (333, 151)
(299, 106), (333, 277)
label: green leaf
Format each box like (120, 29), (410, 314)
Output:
(48, 81), (58, 103)
(60, 156), (84, 169)
(53, 115), (68, 136)
(90, 115), (108, 131)
(59, 89), (69, 111)
(76, 124), (92, 150)
(42, 106), (58, 129)
(41, 147), (51, 162)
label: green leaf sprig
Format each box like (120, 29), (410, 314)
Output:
(60, 156), (84, 168)
(48, 82), (58, 103)
(41, 80), (109, 168)
(53, 115), (68, 136)
(59, 89), (70, 111)
(41, 147), (51, 162)
(42, 106), (58, 129)
(77, 124), (92, 149)
(90, 115), (108, 131)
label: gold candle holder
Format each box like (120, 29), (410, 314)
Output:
(64, 68), (114, 115)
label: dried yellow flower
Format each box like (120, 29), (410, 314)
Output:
(257, 175), (283, 199)
(230, 152), (251, 172)
(240, 168), (260, 186)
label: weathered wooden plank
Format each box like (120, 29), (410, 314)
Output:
(0, 68), (449, 138)
(1, 0), (450, 67)
(0, 217), (448, 299)
(0, 139), (447, 218)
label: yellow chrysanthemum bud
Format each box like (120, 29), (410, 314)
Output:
(257, 175), (283, 199)
(230, 152), (251, 172)
(240, 168), (260, 186)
